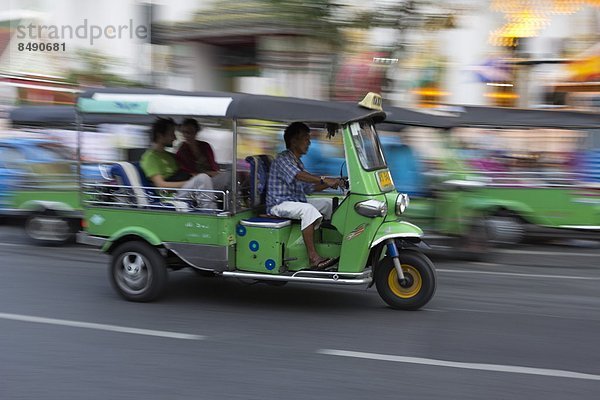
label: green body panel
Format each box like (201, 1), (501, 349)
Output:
(331, 193), (386, 273)
(479, 187), (600, 227)
(400, 197), (435, 221)
(101, 226), (163, 251)
(402, 192), (483, 236)
(11, 190), (80, 212)
(235, 223), (291, 274)
(89, 208), (256, 251)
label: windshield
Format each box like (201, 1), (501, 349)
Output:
(350, 121), (386, 170)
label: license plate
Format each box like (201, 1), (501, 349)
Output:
(377, 170), (393, 190)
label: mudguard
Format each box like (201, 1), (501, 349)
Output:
(370, 220), (423, 248)
(20, 200), (75, 213)
(101, 226), (162, 252)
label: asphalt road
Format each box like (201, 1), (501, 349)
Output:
(0, 224), (599, 400)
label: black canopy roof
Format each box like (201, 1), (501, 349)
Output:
(380, 106), (459, 130)
(9, 105), (156, 126)
(381, 105), (600, 130)
(77, 88), (386, 124)
(456, 106), (600, 129)
(9, 105), (76, 125)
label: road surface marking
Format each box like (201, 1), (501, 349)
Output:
(436, 306), (598, 321)
(495, 249), (599, 257)
(0, 312), (204, 340)
(318, 349), (600, 381)
(437, 268), (600, 280)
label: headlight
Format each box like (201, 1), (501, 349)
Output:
(354, 199), (388, 218)
(395, 193), (410, 215)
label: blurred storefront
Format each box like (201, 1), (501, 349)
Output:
(0, 73), (78, 105)
(551, 43), (600, 111)
(151, 1), (337, 98)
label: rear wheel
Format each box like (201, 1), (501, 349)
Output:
(109, 241), (168, 302)
(486, 211), (525, 245)
(25, 213), (75, 246)
(375, 252), (436, 310)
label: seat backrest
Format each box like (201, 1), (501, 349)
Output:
(110, 161), (153, 207)
(245, 155), (273, 207)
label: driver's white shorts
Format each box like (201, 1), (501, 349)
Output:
(270, 198), (332, 231)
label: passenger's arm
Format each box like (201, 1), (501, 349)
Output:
(148, 174), (185, 189)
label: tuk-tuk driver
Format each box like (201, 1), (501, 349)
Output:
(267, 122), (341, 271)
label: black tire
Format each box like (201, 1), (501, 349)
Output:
(25, 213), (75, 246)
(486, 211), (525, 245)
(375, 251), (436, 310)
(109, 241), (168, 302)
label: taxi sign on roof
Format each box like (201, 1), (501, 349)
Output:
(358, 92), (383, 111)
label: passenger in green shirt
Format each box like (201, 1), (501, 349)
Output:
(140, 118), (215, 208)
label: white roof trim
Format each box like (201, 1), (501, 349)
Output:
(92, 94), (233, 116)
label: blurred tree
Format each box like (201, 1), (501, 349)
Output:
(187, 0), (347, 49)
(265, 0), (346, 45)
(351, 0), (457, 58)
(66, 49), (146, 87)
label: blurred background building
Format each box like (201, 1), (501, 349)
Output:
(0, 0), (598, 110)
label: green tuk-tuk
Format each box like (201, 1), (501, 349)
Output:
(455, 106), (600, 244)
(76, 89), (436, 310)
(382, 105), (600, 248)
(378, 107), (491, 258)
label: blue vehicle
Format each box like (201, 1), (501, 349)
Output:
(0, 136), (105, 244)
(3, 104), (144, 244)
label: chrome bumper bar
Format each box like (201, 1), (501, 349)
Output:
(76, 232), (107, 247)
(221, 269), (372, 285)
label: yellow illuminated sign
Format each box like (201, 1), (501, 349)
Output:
(377, 170), (394, 191)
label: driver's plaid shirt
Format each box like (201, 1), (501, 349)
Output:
(266, 149), (314, 213)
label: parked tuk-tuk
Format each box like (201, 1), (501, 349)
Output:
(381, 105), (600, 248)
(2, 105), (152, 244)
(76, 89), (436, 310)
(1, 106), (85, 244)
(455, 106), (600, 243)
(377, 107), (492, 258)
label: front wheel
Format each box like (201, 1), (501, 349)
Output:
(375, 252), (436, 310)
(109, 241), (168, 302)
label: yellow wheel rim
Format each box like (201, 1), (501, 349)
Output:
(388, 264), (422, 299)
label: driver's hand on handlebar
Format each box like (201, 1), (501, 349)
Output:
(323, 177), (339, 189)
